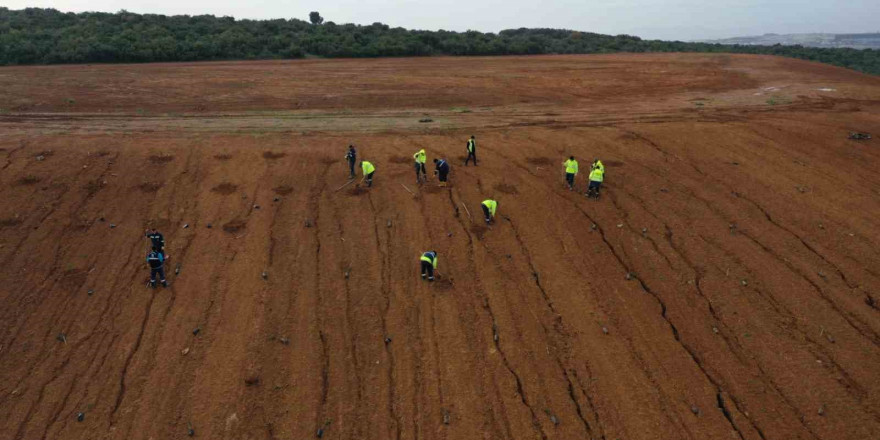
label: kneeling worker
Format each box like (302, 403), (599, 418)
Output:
(420, 250), (439, 281)
(563, 156), (578, 191)
(433, 158), (450, 186)
(586, 164), (604, 198)
(481, 199), (497, 224)
(361, 160), (376, 187)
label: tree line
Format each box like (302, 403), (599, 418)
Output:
(1, 8), (878, 75)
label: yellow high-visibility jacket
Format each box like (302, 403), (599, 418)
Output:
(467, 139), (476, 152)
(592, 160), (605, 173)
(589, 168), (604, 182)
(362, 161), (376, 175)
(482, 199), (497, 217)
(564, 159), (579, 175)
(413, 149), (426, 164)
(420, 251), (438, 268)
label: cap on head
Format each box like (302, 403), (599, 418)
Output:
(570, 155), (575, 160)
(471, 135), (475, 139)
(433, 158), (439, 163)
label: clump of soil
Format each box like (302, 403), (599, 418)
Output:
(263, 151), (286, 160)
(138, 182), (162, 193)
(96, 151), (111, 157)
(149, 155), (174, 164)
(348, 186), (369, 196)
(389, 156), (412, 164)
(16, 175), (41, 186)
(494, 183), (518, 195)
(211, 183), (238, 195)
(83, 180), (104, 196)
(525, 157), (551, 166)
(59, 268), (89, 290)
(604, 160), (624, 167)
(433, 278), (454, 291)
(470, 224), (488, 239)
(0, 218), (23, 228)
(422, 185), (443, 194)
(214, 154), (233, 160)
(273, 185), (294, 195)
(223, 219), (247, 233)
(319, 157), (338, 165)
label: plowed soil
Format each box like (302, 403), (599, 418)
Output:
(2, 54), (880, 440)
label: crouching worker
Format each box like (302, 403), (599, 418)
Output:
(420, 250), (438, 281)
(433, 158), (450, 186)
(361, 160), (376, 187)
(147, 247), (168, 288)
(481, 199), (497, 224)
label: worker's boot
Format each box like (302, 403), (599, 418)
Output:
(428, 276), (434, 282)
(162, 280), (169, 288)
(149, 280), (157, 289)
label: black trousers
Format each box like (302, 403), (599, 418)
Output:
(414, 162), (426, 179)
(481, 204), (491, 222)
(421, 261), (434, 280)
(565, 173), (574, 187)
(439, 169), (449, 182)
(348, 160), (356, 177)
(150, 267), (166, 283)
(588, 180), (602, 195)
(465, 151), (477, 165)
(366, 172), (374, 186)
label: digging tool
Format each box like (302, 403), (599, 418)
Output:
(400, 183), (416, 197)
(460, 202), (472, 221)
(334, 179), (356, 192)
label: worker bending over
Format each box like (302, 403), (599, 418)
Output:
(361, 160), (376, 187)
(420, 250), (439, 281)
(413, 148), (427, 184)
(481, 199), (497, 224)
(147, 247), (168, 288)
(434, 158), (450, 186)
(591, 158), (605, 174)
(563, 156), (578, 191)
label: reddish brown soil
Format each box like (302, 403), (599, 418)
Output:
(1, 54), (880, 440)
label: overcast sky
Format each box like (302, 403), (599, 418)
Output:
(4, 0), (879, 40)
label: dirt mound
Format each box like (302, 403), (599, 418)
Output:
(347, 186), (369, 196)
(137, 182), (163, 193)
(389, 155), (412, 164)
(262, 151), (285, 160)
(148, 155), (174, 164)
(273, 185), (294, 195)
(0, 217), (23, 228)
(223, 219), (247, 233)
(15, 175), (40, 186)
(469, 223), (488, 239)
(421, 185), (444, 194)
(493, 183), (518, 194)
(603, 160), (624, 167)
(214, 153), (233, 160)
(432, 278), (454, 291)
(526, 156), (552, 166)
(211, 183), (238, 195)
(319, 157), (338, 165)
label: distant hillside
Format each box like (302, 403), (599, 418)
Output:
(1, 8), (878, 75)
(700, 33), (880, 50)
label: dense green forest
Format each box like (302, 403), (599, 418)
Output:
(1, 7), (878, 75)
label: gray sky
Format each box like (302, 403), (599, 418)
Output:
(3, 0), (879, 40)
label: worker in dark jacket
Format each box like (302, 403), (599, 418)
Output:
(345, 145), (357, 179)
(145, 229), (165, 255)
(433, 158), (450, 187)
(146, 247), (168, 288)
(420, 251), (438, 281)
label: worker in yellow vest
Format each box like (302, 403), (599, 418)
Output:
(420, 250), (438, 281)
(465, 136), (477, 166)
(481, 199), (497, 224)
(361, 160), (376, 187)
(591, 158), (605, 174)
(413, 148), (427, 184)
(586, 166), (604, 199)
(563, 156), (579, 191)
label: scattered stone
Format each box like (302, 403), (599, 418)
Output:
(192, 327), (200, 336)
(818, 223), (824, 229)
(442, 408), (451, 425)
(741, 279), (748, 287)
(818, 405), (825, 416)
(87, 289), (94, 296)
(187, 423), (195, 437)
(305, 219), (312, 228)
(505, 254), (512, 259)
(175, 263), (181, 275)
(344, 269), (350, 279)
(590, 223), (597, 230)
(625, 272), (634, 281)
(660, 188), (669, 193)
(616, 223), (624, 228)
(77, 412), (84, 422)
(493, 324), (499, 342)
(602, 327), (609, 335)
(83, 165), (88, 169)
(418, 118), (433, 123)
(691, 405), (700, 415)
(245, 376), (260, 386)
(280, 337), (290, 345)
(261, 271), (268, 280)
(824, 332), (836, 344)
(316, 428), (324, 438)
(712, 326), (719, 334)
(183, 224), (189, 229)
(36, 155), (45, 161)
(56, 333), (67, 343)
(817, 271), (827, 279)
(447, 232), (452, 237)
(384, 336), (392, 344)
(550, 414), (559, 426)
(181, 347), (190, 355)
(253, 205), (260, 210)
(241, 193), (247, 199)
(110, 224), (116, 229)
(387, 220), (392, 228)
(98, 217), (105, 222)
(273, 197), (280, 202)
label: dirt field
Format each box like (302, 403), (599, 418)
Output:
(1, 54), (880, 440)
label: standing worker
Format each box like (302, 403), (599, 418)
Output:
(465, 135), (477, 166)
(563, 156), (579, 191)
(361, 160), (376, 187)
(420, 250), (439, 282)
(591, 158), (605, 174)
(147, 246), (168, 288)
(145, 228), (165, 255)
(345, 145), (357, 179)
(413, 148), (427, 184)
(586, 164), (604, 199)
(481, 199), (497, 224)
(433, 158), (450, 187)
